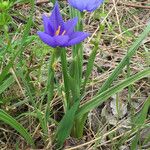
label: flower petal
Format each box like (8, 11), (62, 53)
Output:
(67, 32), (89, 46)
(85, 0), (104, 12)
(49, 1), (64, 31)
(42, 15), (54, 35)
(68, 0), (104, 12)
(37, 31), (56, 47)
(64, 17), (78, 35)
(68, 0), (86, 11)
(54, 35), (69, 47)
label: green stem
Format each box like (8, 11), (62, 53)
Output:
(127, 52), (134, 125)
(78, 18), (84, 87)
(69, 7), (84, 84)
(60, 48), (70, 110)
(81, 44), (98, 95)
(71, 113), (87, 138)
(17, 65), (48, 136)
(51, 0), (55, 5)
(97, 23), (150, 95)
(69, 7), (86, 138)
(45, 50), (55, 122)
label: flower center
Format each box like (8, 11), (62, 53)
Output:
(55, 26), (66, 36)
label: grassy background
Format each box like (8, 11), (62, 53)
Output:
(0, 0), (150, 149)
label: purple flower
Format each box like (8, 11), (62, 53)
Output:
(37, 2), (89, 48)
(68, 0), (104, 12)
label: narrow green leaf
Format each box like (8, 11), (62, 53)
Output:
(131, 132), (139, 150)
(131, 97), (150, 150)
(133, 96), (150, 125)
(82, 46), (98, 94)
(0, 1), (34, 85)
(144, 129), (150, 145)
(68, 75), (80, 102)
(17, 67), (48, 135)
(98, 23), (150, 94)
(69, 7), (83, 87)
(77, 68), (150, 117)
(56, 101), (79, 147)
(60, 48), (71, 110)
(0, 109), (34, 146)
(45, 50), (55, 122)
(0, 75), (14, 94)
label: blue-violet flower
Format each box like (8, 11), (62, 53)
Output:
(68, 0), (104, 12)
(37, 2), (89, 48)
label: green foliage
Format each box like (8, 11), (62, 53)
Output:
(55, 22), (150, 146)
(77, 68), (150, 117)
(1, 0), (150, 149)
(134, 96), (150, 126)
(0, 0), (11, 26)
(0, 76), (14, 95)
(131, 96), (150, 149)
(56, 101), (79, 147)
(0, 109), (34, 146)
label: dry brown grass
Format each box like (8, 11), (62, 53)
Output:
(0, 0), (150, 149)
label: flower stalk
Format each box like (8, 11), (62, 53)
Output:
(45, 50), (55, 122)
(68, 7), (85, 138)
(60, 47), (71, 110)
(37, 0), (104, 144)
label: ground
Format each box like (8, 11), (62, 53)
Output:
(0, 0), (150, 149)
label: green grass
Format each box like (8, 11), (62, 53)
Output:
(0, 0), (150, 149)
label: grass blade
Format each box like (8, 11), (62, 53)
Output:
(0, 75), (14, 95)
(77, 68), (150, 117)
(133, 96), (150, 125)
(60, 48), (71, 110)
(0, 1), (34, 85)
(82, 46), (98, 94)
(56, 101), (79, 147)
(17, 67), (48, 135)
(131, 132), (140, 150)
(97, 23), (150, 94)
(0, 109), (34, 146)
(131, 97), (150, 149)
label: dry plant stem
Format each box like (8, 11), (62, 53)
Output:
(88, 0), (119, 43)
(10, 68), (25, 96)
(112, 0), (122, 33)
(66, 116), (136, 150)
(132, 81), (146, 101)
(36, 0), (49, 5)
(32, 124), (40, 137)
(65, 125), (122, 150)
(117, 2), (150, 9)
(94, 129), (137, 149)
(113, 25), (144, 40)
(126, 52), (133, 123)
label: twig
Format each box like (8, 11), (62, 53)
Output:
(113, 2), (150, 9)
(113, 0), (122, 33)
(36, 0), (49, 5)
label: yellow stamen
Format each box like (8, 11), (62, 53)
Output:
(62, 30), (66, 36)
(55, 26), (61, 36)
